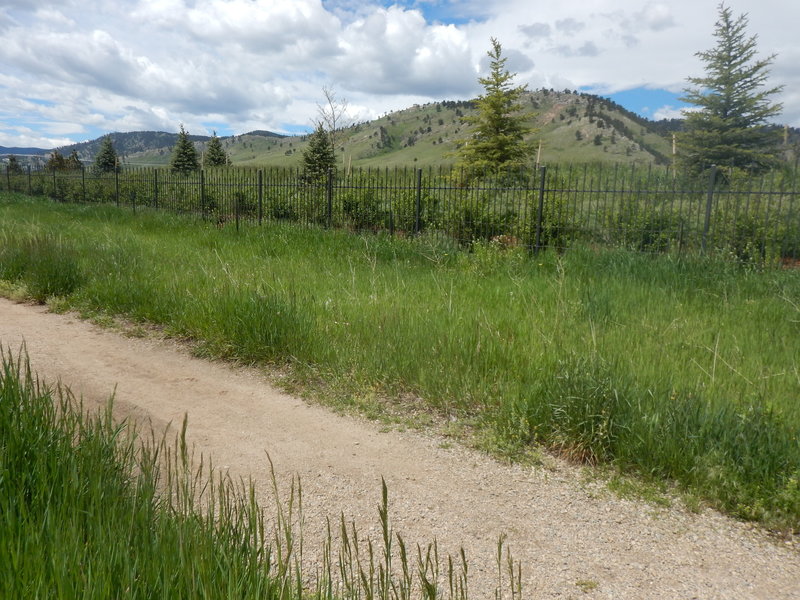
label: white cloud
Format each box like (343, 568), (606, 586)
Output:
(0, 0), (797, 150)
(653, 105), (687, 121)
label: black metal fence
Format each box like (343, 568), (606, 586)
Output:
(4, 163), (800, 262)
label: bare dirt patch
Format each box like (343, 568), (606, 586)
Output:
(1, 297), (798, 599)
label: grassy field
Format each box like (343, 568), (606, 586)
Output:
(1, 192), (799, 532)
(1, 349), (511, 599)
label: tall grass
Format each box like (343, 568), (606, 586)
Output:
(1, 192), (799, 531)
(0, 348), (521, 599)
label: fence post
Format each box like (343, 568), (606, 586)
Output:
(131, 189), (136, 214)
(5, 165), (9, 191)
(27, 165), (32, 196)
(153, 169), (159, 209)
(534, 165), (547, 253)
(235, 187), (240, 232)
(326, 169), (333, 228)
(702, 165), (717, 253)
(81, 165), (86, 202)
(200, 169), (206, 218)
(52, 168), (57, 201)
(114, 167), (120, 208)
(258, 169), (263, 225)
(414, 168), (423, 234)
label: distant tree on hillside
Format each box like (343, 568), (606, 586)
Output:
(45, 151), (67, 171)
(203, 131), (229, 167)
(6, 155), (23, 174)
(302, 122), (335, 182)
(455, 38), (534, 173)
(65, 150), (82, 170)
(93, 135), (119, 174)
(679, 3), (783, 174)
(170, 124), (199, 174)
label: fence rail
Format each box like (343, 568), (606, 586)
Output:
(4, 163), (800, 261)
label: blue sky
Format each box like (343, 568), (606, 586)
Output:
(606, 88), (688, 121)
(0, 1), (795, 149)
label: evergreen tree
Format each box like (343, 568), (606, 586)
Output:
(679, 3), (783, 174)
(45, 150), (67, 171)
(203, 131), (229, 167)
(170, 124), (199, 174)
(7, 155), (23, 175)
(456, 38), (534, 173)
(93, 135), (119, 174)
(302, 122), (335, 182)
(65, 150), (82, 171)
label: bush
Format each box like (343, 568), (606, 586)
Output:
(342, 190), (387, 230)
(610, 204), (685, 253)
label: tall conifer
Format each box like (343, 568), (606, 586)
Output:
(170, 125), (199, 174)
(679, 4), (783, 174)
(94, 135), (119, 174)
(456, 38), (534, 173)
(203, 132), (229, 167)
(302, 122), (336, 182)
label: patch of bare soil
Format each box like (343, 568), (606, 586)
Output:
(1, 298), (798, 599)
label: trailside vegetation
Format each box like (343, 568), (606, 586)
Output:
(0, 347), (510, 599)
(1, 195), (798, 533)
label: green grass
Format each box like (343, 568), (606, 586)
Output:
(0, 347), (520, 599)
(1, 191), (799, 532)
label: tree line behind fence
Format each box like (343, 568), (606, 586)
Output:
(4, 163), (800, 262)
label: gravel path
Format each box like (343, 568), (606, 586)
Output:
(2, 297), (798, 599)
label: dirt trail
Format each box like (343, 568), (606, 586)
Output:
(2, 297), (798, 599)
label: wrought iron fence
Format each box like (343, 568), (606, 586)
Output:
(4, 163), (800, 261)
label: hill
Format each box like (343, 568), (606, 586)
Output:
(0, 146), (50, 157)
(57, 131), (213, 164)
(6, 89), (800, 170)
(0, 90), (685, 169)
(115, 90), (675, 169)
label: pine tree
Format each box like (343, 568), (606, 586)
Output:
(203, 131), (229, 167)
(456, 38), (534, 173)
(7, 155), (23, 175)
(170, 124), (199, 174)
(65, 150), (82, 171)
(45, 150), (67, 171)
(93, 135), (119, 174)
(302, 122), (336, 182)
(679, 3), (783, 174)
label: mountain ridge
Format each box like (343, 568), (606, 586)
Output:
(4, 89), (798, 168)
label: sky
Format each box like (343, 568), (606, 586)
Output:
(1, 0), (797, 149)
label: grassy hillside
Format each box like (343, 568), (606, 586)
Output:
(120, 90), (675, 169)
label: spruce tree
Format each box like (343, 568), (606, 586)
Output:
(679, 4), (783, 174)
(170, 124), (199, 174)
(456, 38), (534, 173)
(45, 151), (67, 171)
(93, 135), (119, 174)
(203, 131), (229, 167)
(65, 150), (82, 171)
(302, 122), (336, 182)
(7, 155), (23, 175)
